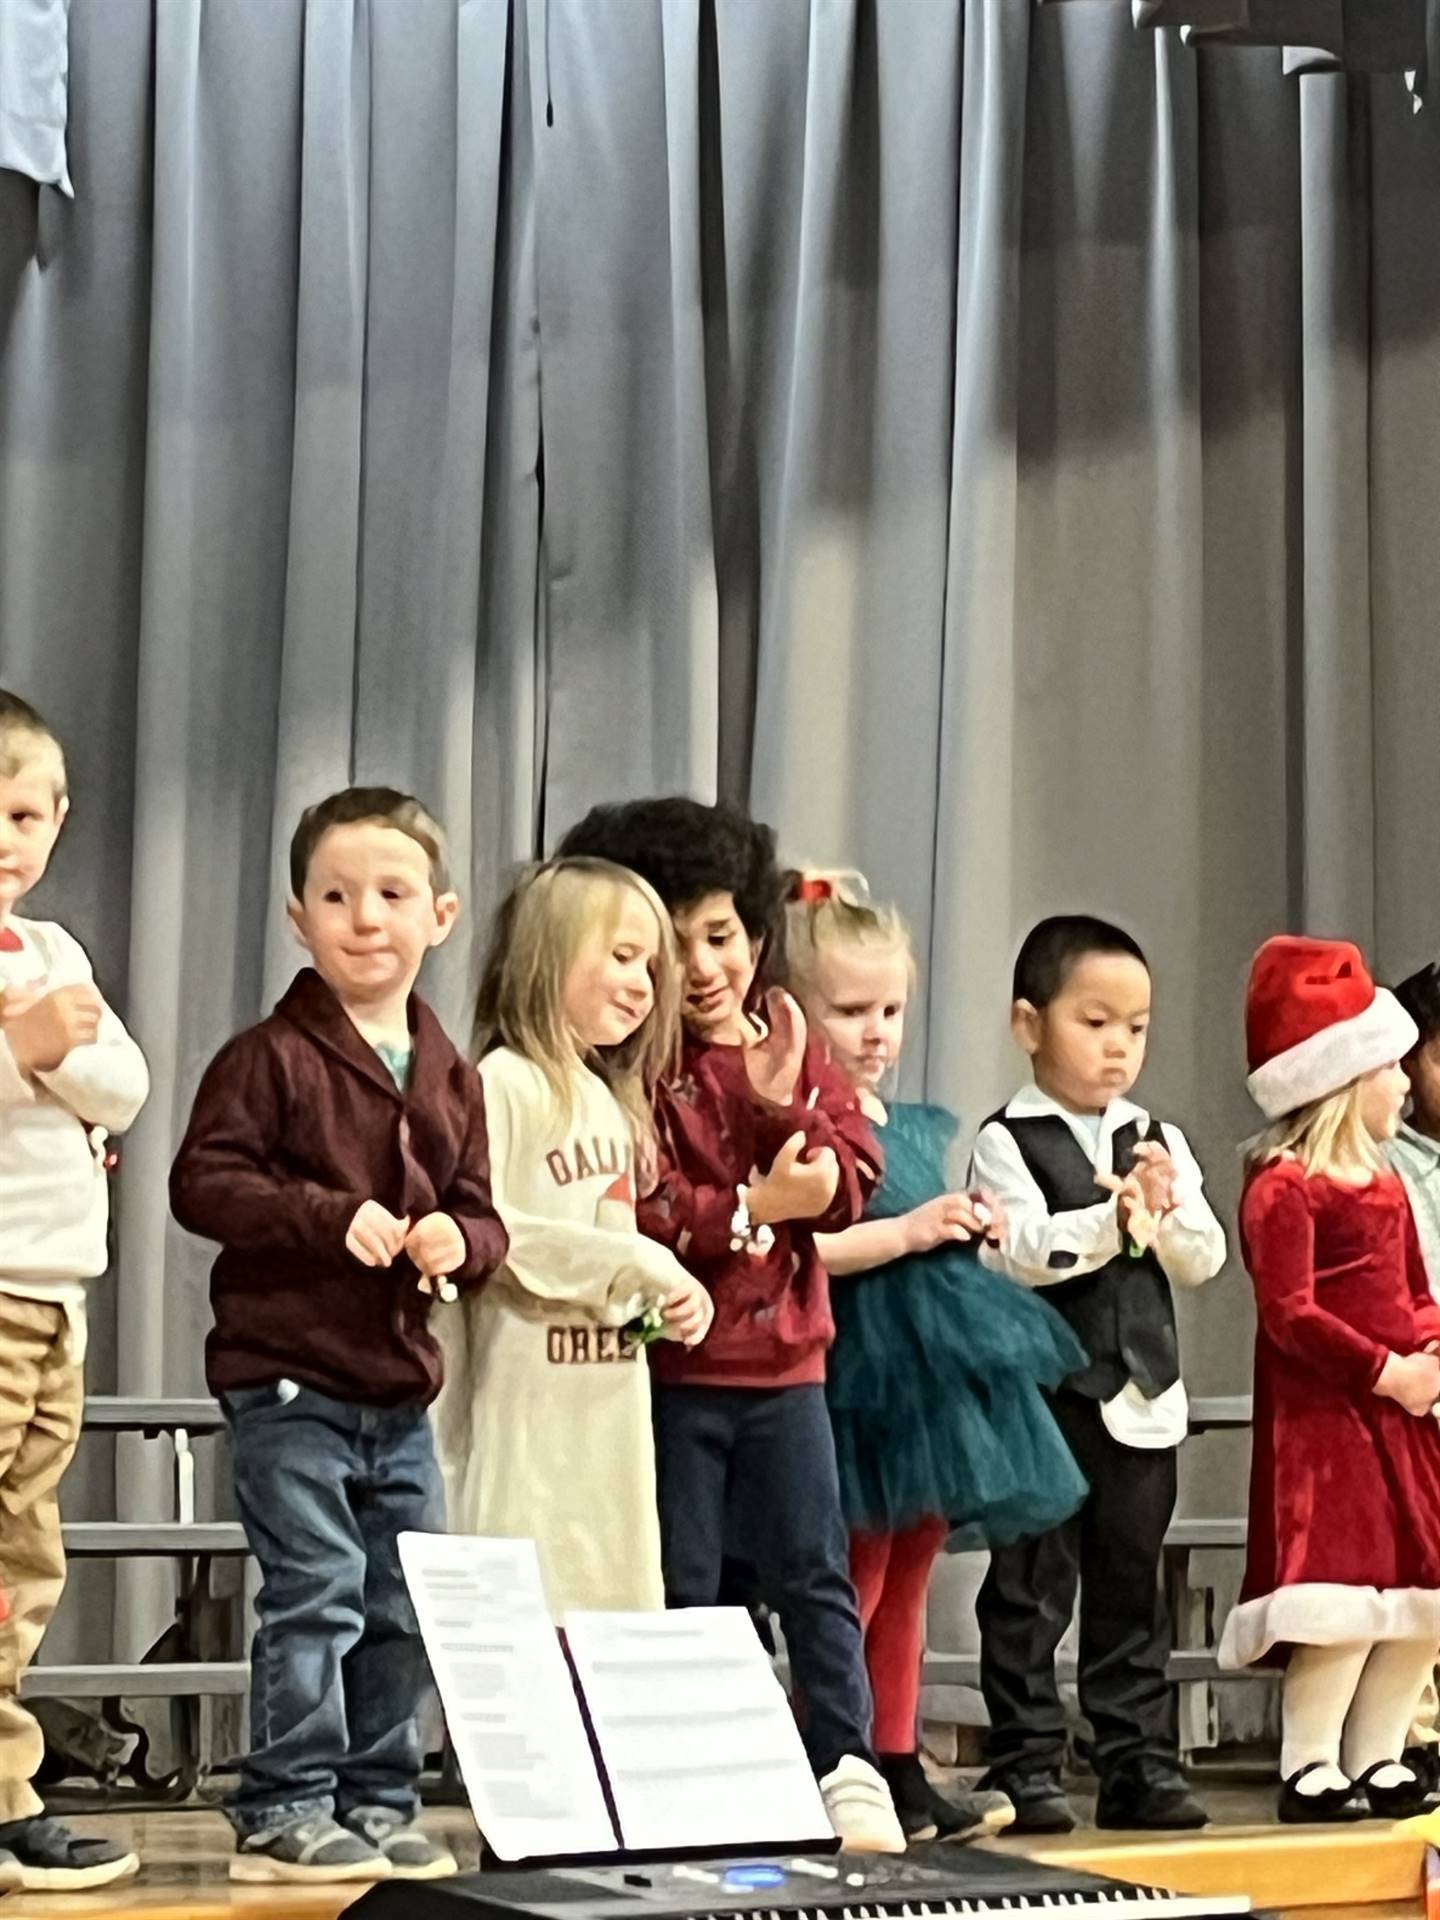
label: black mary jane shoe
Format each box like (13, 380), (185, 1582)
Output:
(1356, 1760), (1432, 1820)
(1277, 1762), (1370, 1825)
(1402, 1745), (1440, 1803)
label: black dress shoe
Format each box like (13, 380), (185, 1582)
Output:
(1095, 1766), (1208, 1832)
(981, 1770), (1075, 1834)
(1356, 1760), (1431, 1820)
(1277, 1762), (1370, 1825)
(1403, 1745), (1440, 1798)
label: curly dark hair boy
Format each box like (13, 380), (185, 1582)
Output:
(557, 797), (788, 959)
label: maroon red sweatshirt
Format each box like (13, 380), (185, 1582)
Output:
(638, 1032), (881, 1388)
(171, 969), (508, 1407)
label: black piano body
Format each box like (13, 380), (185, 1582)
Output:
(351, 1848), (1257, 1920)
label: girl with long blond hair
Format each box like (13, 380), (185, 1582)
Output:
(1220, 936), (1440, 1824)
(431, 858), (711, 1614)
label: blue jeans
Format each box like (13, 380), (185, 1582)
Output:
(652, 1382), (876, 1779)
(222, 1382), (444, 1837)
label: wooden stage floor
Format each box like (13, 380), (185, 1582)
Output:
(2, 1789), (1429, 1920)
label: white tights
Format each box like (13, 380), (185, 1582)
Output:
(1282, 1639), (1440, 1791)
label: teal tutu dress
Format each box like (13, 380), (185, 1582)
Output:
(827, 1102), (1088, 1543)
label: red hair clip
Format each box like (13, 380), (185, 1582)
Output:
(792, 876), (833, 904)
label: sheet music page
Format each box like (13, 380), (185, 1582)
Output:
(563, 1607), (833, 1853)
(399, 1532), (617, 1860)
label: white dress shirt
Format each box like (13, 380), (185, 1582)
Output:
(969, 1085), (1226, 1447)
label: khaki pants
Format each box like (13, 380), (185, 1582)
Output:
(0, 1297), (83, 1823)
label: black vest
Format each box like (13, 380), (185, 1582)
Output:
(989, 1110), (1180, 1403)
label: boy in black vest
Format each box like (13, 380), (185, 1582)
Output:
(968, 916), (1226, 1834)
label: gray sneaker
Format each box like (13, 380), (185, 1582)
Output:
(230, 1814), (392, 1885)
(0, 1817), (140, 1892)
(344, 1805), (459, 1880)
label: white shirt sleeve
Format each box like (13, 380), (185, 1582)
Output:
(482, 1055), (691, 1325)
(969, 1119), (1123, 1288)
(1151, 1122), (1227, 1290)
(26, 927), (150, 1134)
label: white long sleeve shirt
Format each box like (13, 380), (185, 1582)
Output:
(970, 1086), (1226, 1291)
(969, 1085), (1226, 1446)
(0, 917), (149, 1347)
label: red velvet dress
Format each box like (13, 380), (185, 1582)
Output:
(1220, 1160), (1440, 1669)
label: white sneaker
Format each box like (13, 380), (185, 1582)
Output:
(820, 1755), (907, 1854)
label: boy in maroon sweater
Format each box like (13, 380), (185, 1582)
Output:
(171, 788), (506, 1887)
(559, 798), (904, 1853)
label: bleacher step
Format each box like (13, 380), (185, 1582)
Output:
(22, 1661), (248, 1699)
(62, 1522), (248, 1556)
(81, 1397), (228, 1434)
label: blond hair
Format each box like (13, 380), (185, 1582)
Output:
(1246, 1078), (1387, 1180)
(783, 868), (914, 1002)
(471, 857), (679, 1138)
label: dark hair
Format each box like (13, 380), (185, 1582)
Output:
(289, 785), (450, 898)
(558, 796), (787, 951)
(1013, 914), (1149, 1008)
(1394, 961), (1440, 1053)
(0, 689), (66, 797)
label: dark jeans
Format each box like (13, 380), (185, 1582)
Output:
(653, 1381), (875, 1778)
(977, 1389), (1179, 1783)
(222, 1382), (444, 1836)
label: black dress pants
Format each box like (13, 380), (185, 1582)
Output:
(977, 1389), (1179, 1781)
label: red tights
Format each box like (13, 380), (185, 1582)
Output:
(849, 1515), (949, 1754)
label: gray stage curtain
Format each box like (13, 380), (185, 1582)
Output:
(4, 0), (1440, 1694)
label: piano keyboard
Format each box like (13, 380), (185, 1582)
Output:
(351, 1851), (1254, 1920)
(639, 1900), (1249, 1920)
(630, 1900), (1248, 1920)
(652, 1858), (1248, 1920)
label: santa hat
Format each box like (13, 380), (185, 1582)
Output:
(1245, 935), (1418, 1120)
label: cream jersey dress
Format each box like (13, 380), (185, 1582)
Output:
(432, 1047), (692, 1614)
